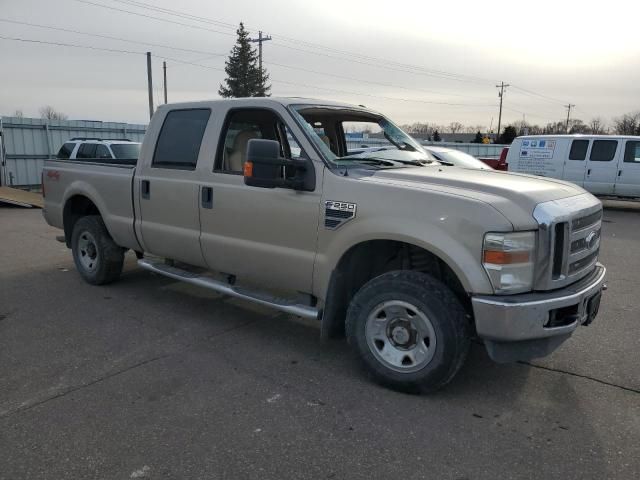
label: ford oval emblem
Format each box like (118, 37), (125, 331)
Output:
(585, 231), (598, 250)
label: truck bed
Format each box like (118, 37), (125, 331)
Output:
(42, 159), (140, 251)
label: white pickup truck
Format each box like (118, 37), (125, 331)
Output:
(42, 98), (606, 392)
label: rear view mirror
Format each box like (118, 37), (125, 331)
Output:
(243, 139), (311, 190)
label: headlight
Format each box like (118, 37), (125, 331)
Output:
(482, 231), (536, 294)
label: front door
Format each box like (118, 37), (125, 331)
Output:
(137, 108), (211, 267)
(198, 107), (322, 292)
(583, 139), (620, 195)
(615, 140), (640, 197)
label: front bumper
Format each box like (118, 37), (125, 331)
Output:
(472, 263), (606, 362)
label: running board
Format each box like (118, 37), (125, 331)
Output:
(137, 259), (319, 320)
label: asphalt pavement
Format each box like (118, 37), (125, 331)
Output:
(1, 204), (638, 479)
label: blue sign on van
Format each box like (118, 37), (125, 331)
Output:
(539, 140), (546, 147)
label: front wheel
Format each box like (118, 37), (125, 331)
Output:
(346, 271), (471, 393)
(71, 215), (124, 285)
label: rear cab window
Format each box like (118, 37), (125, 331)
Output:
(589, 140), (618, 161)
(95, 144), (112, 160)
(152, 109), (211, 170)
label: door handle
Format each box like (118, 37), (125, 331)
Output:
(201, 186), (213, 209)
(618, 169), (622, 177)
(587, 168), (591, 176)
(141, 180), (150, 199)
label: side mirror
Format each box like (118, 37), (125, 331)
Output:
(243, 139), (311, 190)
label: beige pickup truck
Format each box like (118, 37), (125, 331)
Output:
(42, 98), (606, 392)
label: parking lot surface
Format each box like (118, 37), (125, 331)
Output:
(1, 204), (639, 479)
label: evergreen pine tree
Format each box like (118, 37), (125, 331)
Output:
(433, 130), (441, 142)
(219, 23), (271, 98)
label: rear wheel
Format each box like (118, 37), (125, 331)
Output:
(346, 270), (470, 393)
(71, 215), (124, 285)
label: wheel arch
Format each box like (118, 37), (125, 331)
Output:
(320, 238), (474, 339)
(62, 194), (105, 247)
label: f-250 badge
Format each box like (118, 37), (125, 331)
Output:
(324, 201), (357, 230)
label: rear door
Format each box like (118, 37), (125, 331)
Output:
(614, 140), (640, 197)
(583, 139), (620, 195)
(562, 138), (588, 186)
(136, 108), (211, 266)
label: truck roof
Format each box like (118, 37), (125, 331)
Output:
(157, 97), (368, 111)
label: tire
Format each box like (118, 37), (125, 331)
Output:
(71, 215), (125, 285)
(346, 270), (471, 393)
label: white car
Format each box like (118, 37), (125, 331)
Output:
(56, 138), (141, 164)
(424, 146), (492, 170)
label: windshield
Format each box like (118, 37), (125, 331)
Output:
(110, 143), (140, 160)
(290, 105), (435, 168)
(428, 149), (491, 169)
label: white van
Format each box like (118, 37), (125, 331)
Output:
(506, 135), (640, 197)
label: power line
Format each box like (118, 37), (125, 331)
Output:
(110, 0), (495, 85)
(71, 0), (496, 86)
(3, 17), (493, 102)
(0, 34), (143, 55)
(0, 34), (497, 110)
(0, 18), (227, 58)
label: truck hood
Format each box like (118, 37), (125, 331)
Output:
(364, 166), (586, 226)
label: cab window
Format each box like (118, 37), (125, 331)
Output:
(152, 109), (211, 170)
(216, 109), (306, 174)
(589, 140), (618, 162)
(569, 139), (589, 160)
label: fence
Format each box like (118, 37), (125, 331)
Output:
(0, 116), (147, 187)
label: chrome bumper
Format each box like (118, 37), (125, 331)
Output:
(472, 264), (606, 361)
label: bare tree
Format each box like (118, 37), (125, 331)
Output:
(448, 122), (464, 134)
(39, 105), (68, 121)
(588, 117), (606, 134)
(612, 112), (640, 135)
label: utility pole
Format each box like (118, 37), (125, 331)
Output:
(163, 61), (168, 104)
(565, 103), (575, 133)
(146, 52), (154, 120)
(249, 31), (272, 79)
(496, 81), (510, 143)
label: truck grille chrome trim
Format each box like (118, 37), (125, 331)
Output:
(533, 194), (603, 290)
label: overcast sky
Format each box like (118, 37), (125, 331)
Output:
(1, 0), (638, 129)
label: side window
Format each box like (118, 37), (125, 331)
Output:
(569, 139), (589, 160)
(152, 109), (211, 170)
(95, 144), (112, 159)
(56, 142), (76, 159)
(76, 143), (97, 159)
(589, 140), (618, 162)
(624, 141), (640, 163)
(216, 109), (282, 174)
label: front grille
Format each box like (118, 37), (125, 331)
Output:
(569, 251), (599, 275)
(572, 210), (602, 231)
(535, 197), (602, 290)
